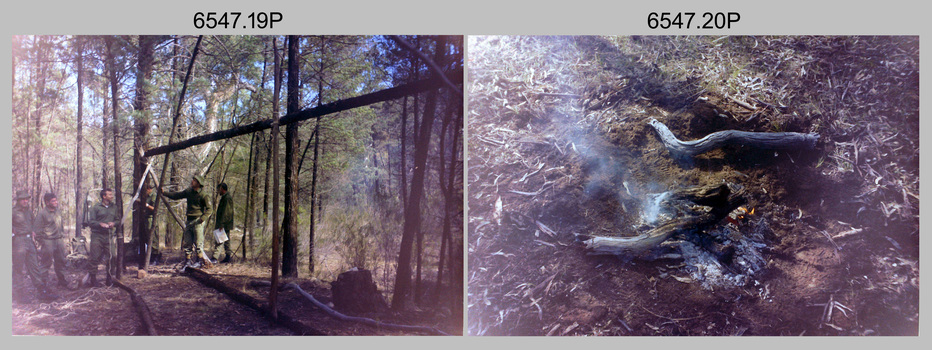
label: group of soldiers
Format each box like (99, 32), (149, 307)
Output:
(12, 174), (235, 303)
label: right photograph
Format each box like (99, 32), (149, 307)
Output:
(466, 36), (918, 336)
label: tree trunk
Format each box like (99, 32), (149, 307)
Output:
(75, 36), (85, 240)
(105, 36), (125, 279)
(435, 99), (460, 303)
(282, 35), (300, 278)
(308, 83), (322, 274)
(242, 132), (256, 260)
(32, 36), (48, 204)
(101, 100), (110, 189)
(399, 95), (409, 214)
(262, 130), (272, 228)
(392, 37), (446, 311)
(269, 36), (283, 319)
(134, 35), (157, 270)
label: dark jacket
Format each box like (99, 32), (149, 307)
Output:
(215, 192), (234, 231)
(12, 205), (34, 236)
(163, 187), (212, 224)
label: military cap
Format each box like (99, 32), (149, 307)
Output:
(15, 190), (30, 200)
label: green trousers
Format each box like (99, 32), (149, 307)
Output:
(212, 225), (233, 260)
(87, 230), (117, 277)
(13, 235), (48, 291)
(38, 237), (68, 284)
(182, 217), (206, 260)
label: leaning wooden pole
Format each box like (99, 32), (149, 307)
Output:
(649, 118), (819, 159)
(148, 35), (202, 271)
(144, 68), (463, 158)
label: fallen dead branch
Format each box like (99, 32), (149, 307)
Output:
(111, 278), (158, 335)
(649, 118), (819, 159)
(251, 280), (450, 335)
(183, 267), (325, 335)
(578, 184), (742, 258)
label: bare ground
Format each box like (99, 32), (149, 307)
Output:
(12, 250), (462, 336)
(466, 35), (918, 336)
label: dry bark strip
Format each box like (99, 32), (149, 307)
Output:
(112, 278), (158, 335)
(580, 184), (742, 257)
(649, 118), (819, 159)
(183, 267), (325, 335)
(251, 280), (450, 336)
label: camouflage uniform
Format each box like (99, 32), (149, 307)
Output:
(12, 192), (55, 301)
(35, 205), (69, 287)
(213, 191), (234, 262)
(163, 176), (212, 263)
(86, 200), (120, 284)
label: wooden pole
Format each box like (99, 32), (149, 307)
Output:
(150, 35), (202, 267)
(144, 68), (463, 158)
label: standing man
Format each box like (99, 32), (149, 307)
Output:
(12, 190), (58, 302)
(162, 175), (212, 268)
(137, 184), (161, 265)
(85, 188), (120, 287)
(35, 193), (72, 290)
(213, 182), (234, 263)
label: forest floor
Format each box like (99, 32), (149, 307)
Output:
(466, 36), (919, 336)
(12, 250), (462, 336)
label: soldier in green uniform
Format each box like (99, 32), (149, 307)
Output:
(137, 185), (161, 265)
(35, 193), (72, 290)
(162, 175), (212, 268)
(85, 188), (120, 287)
(213, 182), (234, 263)
(12, 190), (58, 302)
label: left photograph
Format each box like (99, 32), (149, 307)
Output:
(11, 35), (464, 335)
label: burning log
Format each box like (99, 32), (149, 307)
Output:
(579, 184), (743, 258)
(648, 118), (819, 159)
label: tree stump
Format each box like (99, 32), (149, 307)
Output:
(331, 268), (389, 314)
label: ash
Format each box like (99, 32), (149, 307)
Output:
(673, 218), (770, 290)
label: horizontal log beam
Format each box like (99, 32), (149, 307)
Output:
(649, 118), (819, 159)
(145, 69), (463, 158)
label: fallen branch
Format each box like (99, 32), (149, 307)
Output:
(578, 184), (742, 257)
(111, 278), (158, 335)
(252, 280), (450, 335)
(649, 118), (819, 159)
(183, 267), (325, 335)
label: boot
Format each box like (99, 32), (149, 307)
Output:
(199, 253), (213, 269)
(221, 254), (231, 264)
